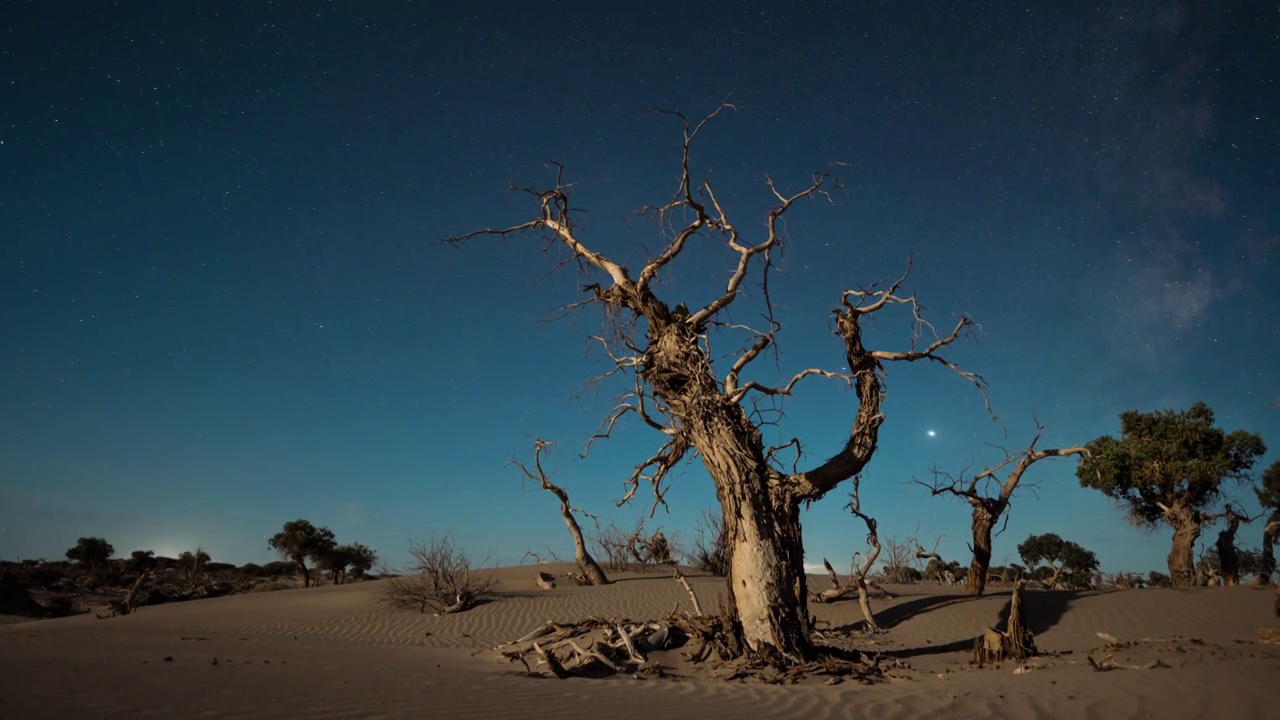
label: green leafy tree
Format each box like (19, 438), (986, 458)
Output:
(1017, 533), (1099, 589)
(1258, 460), (1280, 585)
(343, 543), (378, 580)
(316, 547), (349, 585)
(268, 519), (336, 588)
(65, 537), (114, 572)
(1077, 402), (1266, 587)
(126, 550), (157, 574)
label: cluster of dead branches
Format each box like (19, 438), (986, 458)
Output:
(591, 519), (677, 573)
(381, 536), (497, 615)
(691, 508), (730, 576)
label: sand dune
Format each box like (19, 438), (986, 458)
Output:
(2, 566), (1277, 719)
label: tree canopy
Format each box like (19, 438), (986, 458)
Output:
(268, 519), (337, 587)
(1017, 532), (1099, 587)
(1076, 402), (1266, 526)
(65, 537), (114, 571)
(1258, 459), (1280, 512)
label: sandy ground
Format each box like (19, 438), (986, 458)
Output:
(2, 564), (1277, 719)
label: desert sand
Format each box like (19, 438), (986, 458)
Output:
(1, 564), (1277, 719)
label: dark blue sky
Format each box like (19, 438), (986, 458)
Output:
(3, 0), (1277, 573)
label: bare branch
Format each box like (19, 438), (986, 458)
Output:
(728, 367), (853, 404)
(635, 102), (736, 293)
(444, 164), (636, 292)
(788, 258), (991, 503)
(869, 315), (992, 417)
(616, 433), (692, 517)
(689, 168), (841, 328)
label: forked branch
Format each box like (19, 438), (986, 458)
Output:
(788, 259), (991, 503)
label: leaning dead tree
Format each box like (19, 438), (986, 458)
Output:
(447, 101), (990, 662)
(510, 440), (611, 586)
(815, 476), (886, 631)
(921, 423), (1086, 595)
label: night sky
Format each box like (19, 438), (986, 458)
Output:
(3, 1), (1277, 574)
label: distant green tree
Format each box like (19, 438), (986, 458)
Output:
(316, 547), (349, 585)
(65, 537), (114, 572)
(1017, 533), (1099, 589)
(1147, 570), (1172, 588)
(344, 543), (378, 580)
(1077, 402), (1266, 587)
(268, 519), (336, 588)
(1258, 460), (1280, 586)
(127, 550), (157, 574)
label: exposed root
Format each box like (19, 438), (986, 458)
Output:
(496, 612), (887, 683)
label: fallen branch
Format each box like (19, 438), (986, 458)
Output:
(673, 566), (703, 616)
(98, 570), (151, 619)
(1086, 653), (1171, 671)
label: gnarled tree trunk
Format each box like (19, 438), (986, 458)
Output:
(680, 390), (811, 660)
(1047, 563), (1064, 590)
(1166, 505), (1201, 587)
(966, 505), (997, 596)
(449, 108), (990, 663)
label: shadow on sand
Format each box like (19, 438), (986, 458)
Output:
(873, 588), (1084, 660)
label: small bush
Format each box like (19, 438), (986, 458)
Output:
(381, 536), (496, 614)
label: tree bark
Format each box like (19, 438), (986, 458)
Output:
(966, 506), (997, 596)
(1166, 506), (1201, 588)
(296, 559), (311, 588)
(563, 502), (609, 585)
(699, 420), (810, 663)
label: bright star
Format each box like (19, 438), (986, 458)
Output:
(927, 430), (937, 438)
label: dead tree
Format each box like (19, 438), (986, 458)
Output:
(98, 570), (151, 619)
(510, 440), (610, 586)
(974, 579), (1035, 665)
(834, 476), (883, 631)
(447, 102), (989, 662)
(921, 423), (1086, 596)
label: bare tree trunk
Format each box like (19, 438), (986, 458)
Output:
(1262, 515), (1279, 586)
(705, 439), (810, 663)
(967, 507), (996, 596)
(1216, 513), (1243, 587)
(297, 560), (311, 588)
(1047, 564), (1063, 590)
(512, 441), (610, 586)
(1167, 516), (1201, 588)
(568, 517), (610, 585)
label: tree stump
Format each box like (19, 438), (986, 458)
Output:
(973, 579), (1036, 665)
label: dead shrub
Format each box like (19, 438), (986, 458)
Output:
(691, 509), (729, 576)
(381, 536), (496, 614)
